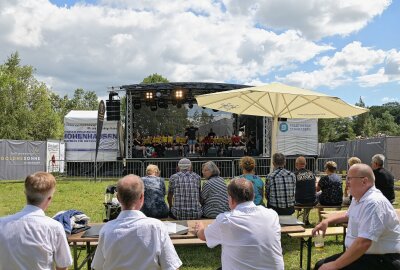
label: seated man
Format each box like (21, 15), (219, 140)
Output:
(294, 156), (317, 206)
(168, 158), (202, 219)
(92, 174), (182, 270)
(195, 178), (284, 270)
(294, 156), (317, 225)
(266, 153), (296, 215)
(371, 154), (395, 203)
(312, 164), (400, 270)
(0, 172), (72, 270)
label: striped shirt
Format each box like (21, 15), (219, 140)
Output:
(201, 176), (230, 218)
(266, 167), (296, 209)
(168, 170), (202, 220)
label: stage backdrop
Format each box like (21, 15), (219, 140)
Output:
(0, 140), (46, 180)
(64, 110), (118, 161)
(277, 119), (318, 156)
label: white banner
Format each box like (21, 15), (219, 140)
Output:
(46, 141), (62, 173)
(277, 119), (318, 156)
(64, 111), (118, 161)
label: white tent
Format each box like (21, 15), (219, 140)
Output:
(64, 110), (118, 161)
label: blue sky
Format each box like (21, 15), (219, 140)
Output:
(1, 0), (399, 106)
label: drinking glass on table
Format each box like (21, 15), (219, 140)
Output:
(314, 231), (324, 248)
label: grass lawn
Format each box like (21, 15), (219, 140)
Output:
(1, 178), (399, 270)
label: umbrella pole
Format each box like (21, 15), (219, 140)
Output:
(270, 116), (278, 173)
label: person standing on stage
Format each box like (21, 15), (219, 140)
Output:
(185, 125), (198, 154)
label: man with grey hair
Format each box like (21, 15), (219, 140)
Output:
(312, 164), (400, 270)
(265, 152), (296, 215)
(92, 174), (182, 270)
(168, 158), (202, 219)
(0, 172), (72, 270)
(371, 154), (395, 203)
(195, 178), (284, 270)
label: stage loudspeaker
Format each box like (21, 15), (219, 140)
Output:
(106, 99), (121, 121)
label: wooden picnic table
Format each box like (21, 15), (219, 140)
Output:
(321, 208), (400, 220)
(68, 219), (305, 270)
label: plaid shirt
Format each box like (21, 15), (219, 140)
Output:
(168, 170), (202, 220)
(266, 167), (296, 209)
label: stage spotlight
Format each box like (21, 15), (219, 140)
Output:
(133, 100), (141, 110)
(175, 89), (183, 99)
(145, 92), (154, 100)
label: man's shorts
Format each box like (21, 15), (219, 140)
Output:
(188, 139), (197, 145)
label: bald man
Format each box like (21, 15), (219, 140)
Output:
(92, 175), (182, 270)
(294, 156), (317, 206)
(195, 178), (284, 270)
(312, 164), (400, 270)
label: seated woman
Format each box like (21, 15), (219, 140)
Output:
(140, 164), (169, 218)
(238, 156), (265, 206)
(200, 161), (230, 218)
(317, 161), (343, 206)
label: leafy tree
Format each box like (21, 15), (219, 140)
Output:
(375, 110), (400, 135)
(66, 88), (98, 111)
(0, 52), (62, 140)
(352, 97), (375, 138)
(318, 118), (355, 142)
(142, 73), (169, 84)
(369, 102), (400, 125)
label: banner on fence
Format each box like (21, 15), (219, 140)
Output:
(46, 140), (65, 173)
(64, 110), (118, 161)
(277, 119), (318, 156)
(0, 140), (46, 180)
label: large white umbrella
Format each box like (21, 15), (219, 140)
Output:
(195, 82), (368, 172)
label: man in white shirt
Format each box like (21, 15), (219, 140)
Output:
(195, 178), (284, 270)
(312, 163), (400, 270)
(92, 174), (182, 270)
(0, 172), (72, 270)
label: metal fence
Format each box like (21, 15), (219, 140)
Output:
(50, 156), (347, 181)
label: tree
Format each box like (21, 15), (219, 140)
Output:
(352, 97), (374, 138)
(0, 52), (63, 140)
(318, 118), (355, 142)
(375, 111), (400, 135)
(66, 88), (99, 111)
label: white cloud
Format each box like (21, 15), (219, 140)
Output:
(0, 0), (335, 97)
(278, 42), (387, 89)
(358, 49), (400, 87)
(382, 96), (399, 103)
(226, 0), (392, 40)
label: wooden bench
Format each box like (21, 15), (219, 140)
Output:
(295, 204), (346, 223)
(288, 226), (346, 270)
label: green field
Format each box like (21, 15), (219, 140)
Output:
(0, 178), (399, 270)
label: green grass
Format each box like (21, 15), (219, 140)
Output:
(0, 178), (399, 270)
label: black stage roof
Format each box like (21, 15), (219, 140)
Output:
(116, 82), (251, 99)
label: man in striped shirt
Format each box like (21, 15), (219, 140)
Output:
(168, 158), (203, 219)
(265, 153), (296, 215)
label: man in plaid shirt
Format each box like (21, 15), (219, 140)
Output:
(266, 153), (296, 215)
(168, 158), (203, 219)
